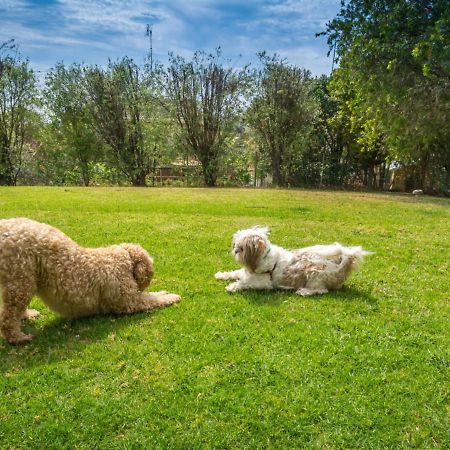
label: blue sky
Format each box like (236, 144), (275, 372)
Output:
(1, 0), (341, 80)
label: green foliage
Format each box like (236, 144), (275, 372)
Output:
(218, 127), (253, 186)
(2, 15), (449, 192)
(163, 48), (248, 186)
(325, 0), (450, 193)
(310, 75), (352, 186)
(84, 58), (160, 186)
(327, 70), (389, 189)
(246, 53), (318, 187)
(43, 63), (104, 186)
(0, 187), (449, 448)
(0, 40), (37, 185)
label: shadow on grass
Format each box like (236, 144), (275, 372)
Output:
(0, 310), (164, 370)
(379, 191), (450, 207)
(239, 286), (378, 306)
(328, 286), (378, 304)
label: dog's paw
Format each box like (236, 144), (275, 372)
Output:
(296, 288), (328, 296)
(215, 271), (228, 280)
(159, 293), (181, 305)
(296, 288), (313, 296)
(8, 333), (34, 345)
(22, 309), (40, 320)
(226, 282), (240, 293)
(152, 291), (168, 296)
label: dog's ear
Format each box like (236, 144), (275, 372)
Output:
(242, 236), (267, 272)
(122, 244), (154, 290)
(251, 225), (269, 237)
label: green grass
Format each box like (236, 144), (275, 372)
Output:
(0, 187), (449, 449)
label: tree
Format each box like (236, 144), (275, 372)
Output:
(312, 75), (352, 187)
(163, 49), (247, 186)
(44, 63), (103, 186)
(324, 0), (450, 192)
(246, 53), (318, 187)
(326, 71), (389, 189)
(0, 40), (37, 185)
(84, 58), (154, 186)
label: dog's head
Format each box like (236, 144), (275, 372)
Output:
(121, 244), (154, 290)
(231, 226), (270, 272)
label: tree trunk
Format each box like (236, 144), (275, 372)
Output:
(367, 164), (375, 190)
(253, 150), (259, 187)
(0, 157), (14, 185)
(80, 162), (90, 187)
(200, 153), (219, 187)
(132, 170), (147, 187)
(271, 147), (285, 186)
(329, 142), (343, 186)
(445, 163), (450, 194)
(363, 168), (368, 187)
(379, 161), (386, 190)
(419, 150), (430, 191)
(273, 169), (285, 187)
(0, 173), (14, 186)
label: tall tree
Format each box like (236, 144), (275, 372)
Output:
(0, 40), (37, 185)
(246, 53), (317, 186)
(326, 71), (389, 189)
(324, 0), (450, 192)
(312, 75), (352, 187)
(163, 49), (247, 186)
(44, 63), (103, 186)
(84, 58), (153, 186)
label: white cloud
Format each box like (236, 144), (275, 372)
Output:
(57, 0), (163, 32)
(277, 45), (333, 75)
(1, 0), (340, 75)
(266, 0), (337, 15)
(0, 0), (29, 12)
(0, 19), (105, 49)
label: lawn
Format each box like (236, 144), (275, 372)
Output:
(0, 187), (449, 449)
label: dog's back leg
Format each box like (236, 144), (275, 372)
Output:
(296, 287), (329, 296)
(297, 256), (354, 296)
(1, 278), (37, 344)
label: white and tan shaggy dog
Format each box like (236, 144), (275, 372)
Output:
(215, 226), (370, 296)
(0, 218), (181, 344)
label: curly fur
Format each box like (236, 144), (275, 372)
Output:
(0, 218), (181, 344)
(215, 226), (371, 296)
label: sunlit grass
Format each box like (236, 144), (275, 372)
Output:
(0, 187), (449, 448)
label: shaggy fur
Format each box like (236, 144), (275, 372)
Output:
(0, 218), (181, 344)
(215, 226), (370, 296)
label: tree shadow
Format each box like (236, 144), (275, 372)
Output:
(379, 192), (450, 207)
(0, 309), (165, 371)
(238, 285), (378, 306)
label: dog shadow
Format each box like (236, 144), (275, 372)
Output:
(326, 286), (378, 304)
(0, 310), (166, 371)
(239, 286), (378, 306)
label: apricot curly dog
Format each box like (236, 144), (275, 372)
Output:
(0, 218), (181, 344)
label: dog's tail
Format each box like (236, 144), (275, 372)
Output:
(298, 242), (372, 270)
(330, 247), (371, 288)
(340, 245), (372, 270)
